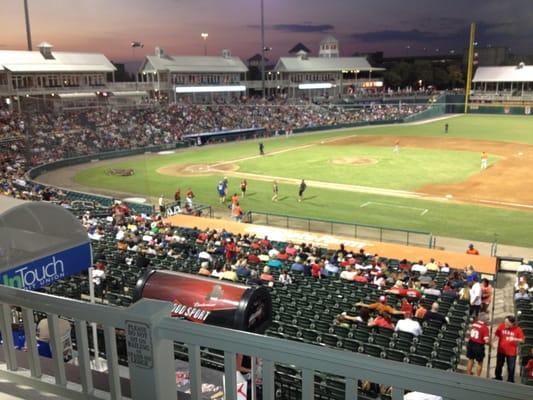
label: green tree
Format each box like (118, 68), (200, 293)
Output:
(433, 67), (451, 89)
(447, 64), (464, 88)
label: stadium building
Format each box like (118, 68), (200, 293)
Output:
(273, 36), (384, 99)
(0, 42), (149, 111)
(138, 47), (248, 102)
(471, 63), (533, 105)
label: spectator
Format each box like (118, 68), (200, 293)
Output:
(221, 264), (238, 282)
(290, 257), (304, 273)
(514, 287), (530, 301)
(395, 312), (422, 337)
(422, 302), (448, 326)
(481, 278), (493, 313)
(260, 266), (273, 283)
(369, 312), (394, 330)
(247, 270), (262, 286)
(278, 270), (292, 285)
(198, 261), (211, 276)
(466, 313), (490, 376)
(470, 276), (482, 318)
(466, 244), (480, 255)
(356, 296), (405, 316)
(493, 315), (525, 382)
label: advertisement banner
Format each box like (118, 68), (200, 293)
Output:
(0, 242), (92, 290)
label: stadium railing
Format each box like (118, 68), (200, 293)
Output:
(0, 285), (530, 400)
(244, 210), (433, 248)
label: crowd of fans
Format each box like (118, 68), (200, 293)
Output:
(0, 100), (428, 202)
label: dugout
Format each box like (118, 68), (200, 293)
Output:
(134, 270), (272, 333)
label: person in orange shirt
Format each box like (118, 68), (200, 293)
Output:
(481, 152), (488, 170)
(466, 243), (480, 255)
(232, 202), (243, 222)
(231, 193), (240, 211)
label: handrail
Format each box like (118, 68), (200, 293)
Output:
(0, 285), (531, 400)
(245, 210), (433, 248)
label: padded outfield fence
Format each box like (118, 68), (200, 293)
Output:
(244, 211), (434, 248)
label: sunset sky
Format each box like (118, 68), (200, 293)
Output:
(1, 0), (532, 66)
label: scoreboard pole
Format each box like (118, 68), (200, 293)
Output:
(464, 22), (476, 114)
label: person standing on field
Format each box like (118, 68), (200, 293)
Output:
(272, 180), (279, 202)
(259, 142), (264, 155)
(481, 152), (488, 170)
(393, 139), (400, 153)
(298, 179), (307, 202)
(240, 179), (247, 198)
(174, 187), (181, 207)
(444, 123), (449, 133)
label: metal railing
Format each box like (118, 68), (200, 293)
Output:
(245, 211), (433, 248)
(0, 285), (530, 400)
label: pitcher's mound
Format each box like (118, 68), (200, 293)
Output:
(157, 162), (239, 177)
(331, 157), (378, 166)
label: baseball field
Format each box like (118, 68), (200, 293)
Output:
(47, 114), (533, 247)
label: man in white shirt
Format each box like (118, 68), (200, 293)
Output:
(411, 260), (427, 275)
(395, 312), (422, 337)
(340, 266), (358, 281)
(470, 277), (482, 318)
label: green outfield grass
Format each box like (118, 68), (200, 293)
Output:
(73, 114), (533, 247)
(238, 146), (485, 190)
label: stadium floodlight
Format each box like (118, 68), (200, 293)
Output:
(201, 33), (208, 56)
(298, 83), (333, 90)
(175, 85), (246, 93)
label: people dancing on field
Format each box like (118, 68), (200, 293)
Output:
(272, 180), (279, 202)
(298, 179), (307, 202)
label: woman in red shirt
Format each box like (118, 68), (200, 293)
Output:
(369, 312), (394, 330)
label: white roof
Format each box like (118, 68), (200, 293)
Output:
(275, 57), (383, 73)
(473, 66), (533, 83)
(0, 50), (116, 73)
(141, 55), (248, 73)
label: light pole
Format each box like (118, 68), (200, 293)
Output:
(260, 0), (266, 98)
(131, 41), (144, 89)
(23, 0), (32, 50)
(201, 33), (208, 56)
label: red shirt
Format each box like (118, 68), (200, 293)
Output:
(277, 252), (289, 261)
(311, 264), (321, 278)
(400, 299), (413, 315)
(247, 254), (260, 264)
(373, 316), (394, 330)
(406, 289), (422, 299)
(495, 323), (525, 356)
(468, 321), (490, 345)
(387, 287), (408, 297)
(353, 275), (368, 283)
(526, 359), (533, 380)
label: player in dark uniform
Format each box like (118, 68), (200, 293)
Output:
(445, 123), (449, 133)
(259, 142), (264, 155)
(298, 179), (307, 202)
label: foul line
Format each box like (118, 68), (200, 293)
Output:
(211, 134), (359, 168)
(361, 201), (429, 216)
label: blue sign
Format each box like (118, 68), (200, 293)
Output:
(0, 242), (92, 290)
